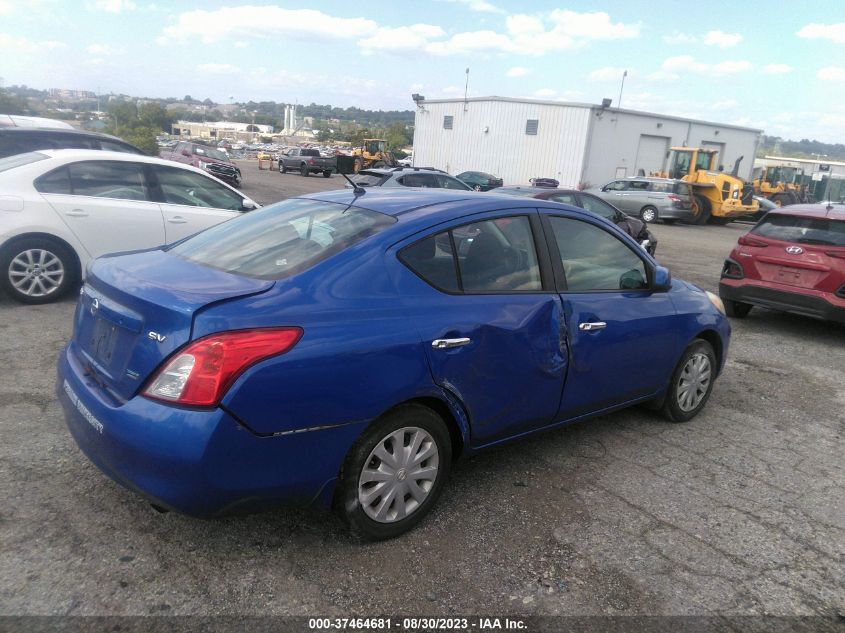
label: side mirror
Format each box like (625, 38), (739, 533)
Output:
(241, 198), (257, 212)
(652, 265), (672, 292)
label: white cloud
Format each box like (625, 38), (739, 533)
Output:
(661, 55), (752, 76)
(534, 88), (557, 97)
(197, 63), (240, 74)
(359, 24), (445, 55)
(662, 32), (696, 44)
(763, 64), (792, 74)
(589, 66), (627, 82)
(506, 66), (531, 77)
(441, 0), (505, 14)
(160, 7), (377, 45)
(817, 66), (845, 81)
(89, 0), (136, 13)
(87, 43), (123, 55)
(0, 33), (65, 53)
(797, 22), (845, 44)
(410, 83), (424, 91)
(158, 7), (638, 57)
(0, 1), (14, 15)
(703, 30), (742, 48)
(709, 99), (738, 110)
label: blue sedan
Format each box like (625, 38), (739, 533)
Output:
(58, 189), (730, 540)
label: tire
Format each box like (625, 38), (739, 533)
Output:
(300, 164), (309, 177)
(353, 158), (364, 173)
(335, 404), (452, 541)
(692, 195), (711, 225)
(279, 162), (286, 174)
(724, 299), (752, 318)
(639, 206), (657, 223)
(662, 339), (717, 423)
(0, 237), (77, 304)
(322, 170), (331, 178)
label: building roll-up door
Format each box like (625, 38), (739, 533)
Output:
(634, 135), (669, 176)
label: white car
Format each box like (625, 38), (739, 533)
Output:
(0, 149), (259, 304)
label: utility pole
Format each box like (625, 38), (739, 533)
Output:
(617, 70), (627, 110)
(463, 68), (470, 111)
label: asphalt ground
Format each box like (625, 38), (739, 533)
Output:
(0, 161), (842, 623)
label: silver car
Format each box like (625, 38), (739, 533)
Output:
(349, 167), (472, 190)
(588, 177), (695, 224)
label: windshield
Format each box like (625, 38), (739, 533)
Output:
(752, 214), (845, 246)
(0, 151), (48, 172)
(768, 166), (799, 184)
(669, 151), (691, 179)
(169, 198), (396, 279)
(193, 146), (230, 162)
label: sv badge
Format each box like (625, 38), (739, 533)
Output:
(148, 331), (167, 343)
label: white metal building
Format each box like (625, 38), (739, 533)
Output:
(412, 97), (762, 188)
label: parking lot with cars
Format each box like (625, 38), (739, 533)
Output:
(1, 165), (841, 617)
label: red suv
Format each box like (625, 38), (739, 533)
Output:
(719, 204), (845, 323)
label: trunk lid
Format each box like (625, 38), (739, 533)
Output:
(72, 248), (274, 402)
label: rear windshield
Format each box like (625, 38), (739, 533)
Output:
(351, 172), (388, 186)
(495, 189), (540, 198)
(0, 151), (48, 172)
(169, 198), (396, 279)
(752, 214), (845, 246)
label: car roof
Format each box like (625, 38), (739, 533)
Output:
(768, 203), (845, 221)
(497, 185), (578, 195)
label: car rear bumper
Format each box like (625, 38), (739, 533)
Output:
(57, 344), (363, 517)
(719, 279), (845, 323)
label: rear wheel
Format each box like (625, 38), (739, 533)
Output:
(639, 206), (657, 223)
(724, 299), (752, 318)
(692, 195), (711, 225)
(662, 339), (717, 423)
(300, 164), (309, 177)
(322, 170), (331, 178)
(335, 404), (452, 541)
(0, 238), (77, 304)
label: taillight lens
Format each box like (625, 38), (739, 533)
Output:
(737, 234), (769, 248)
(143, 328), (303, 408)
(721, 259), (744, 279)
(667, 194), (682, 202)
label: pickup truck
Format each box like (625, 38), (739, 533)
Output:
(278, 148), (336, 177)
(159, 141), (241, 186)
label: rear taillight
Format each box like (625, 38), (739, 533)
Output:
(721, 259), (744, 279)
(308, 158), (315, 165)
(143, 328), (303, 408)
(737, 234), (769, 248)
(667, 194), (682, 202)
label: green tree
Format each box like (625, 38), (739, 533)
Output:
(138, 102), (174, 132)
(385, 122), (412, 150)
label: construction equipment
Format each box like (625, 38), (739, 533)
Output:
(751, 165), (811, 206)
(350, 139), (397, 172)
(657, 147), (758, 224)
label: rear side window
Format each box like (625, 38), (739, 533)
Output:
(169, 198), (396, 280)
(752, 214), (845, 246)
(99, 139), (142, 154)
(351, 172), (388, 186)
(436, 174), (470, 190)
(400, 216), (542, 293)
(649, 182), (671, 193)
(67, 161), (148, 201)
(400, 173), (437, 188)
(674, 182), (690, 196)
(628, 181), (649, 190)
(34, 166), (72, 194)
(579, 195), (619, 222)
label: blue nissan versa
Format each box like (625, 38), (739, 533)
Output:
(58, 188), (730, 540)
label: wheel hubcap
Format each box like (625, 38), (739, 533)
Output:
(676, 353), (712, 412)
(358, 426), (439, 523)
(643, 209), (656, 222)
(8, 248), (64, 297)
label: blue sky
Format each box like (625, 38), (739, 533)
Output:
(1, 0), (844, 142)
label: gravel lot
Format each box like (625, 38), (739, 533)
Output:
(1, 162), (842, 621)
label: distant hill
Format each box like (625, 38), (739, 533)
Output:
(757, 135), (845, 162)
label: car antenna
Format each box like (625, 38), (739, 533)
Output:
(340, 172), (365, 195)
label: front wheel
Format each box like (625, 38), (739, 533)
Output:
(639, 206), (657, 223)
(335, 404), (452, 541)
(0, 238), (77, 304)
(279, 162), (287, 173)
(300, 164), (309, 177)
(662, 340), (717, 423)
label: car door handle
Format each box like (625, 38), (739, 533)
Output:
(167, 216), (188, 224)
(579, 322), (607, 331)
(432, 337), (471, 349)
(65, 209), (88, 217)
